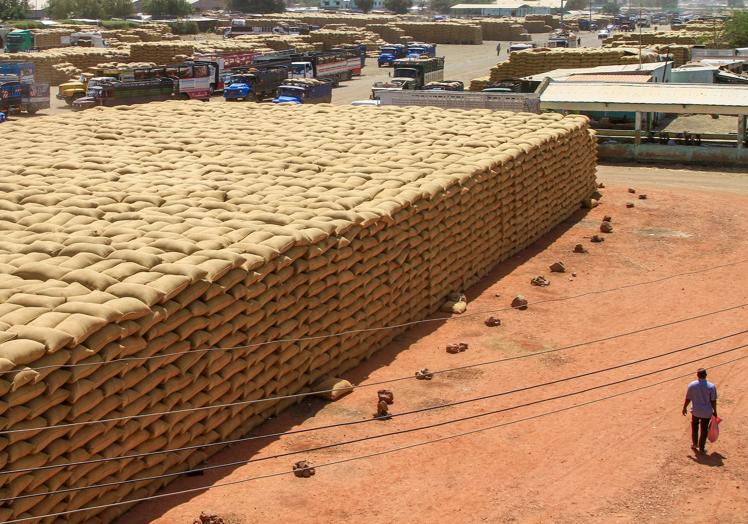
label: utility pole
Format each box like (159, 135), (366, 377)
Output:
(589, 0), (592, 32)
(638, 6), (643, 69)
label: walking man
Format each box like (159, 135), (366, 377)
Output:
(682, 368), (717, 454)
(496, 42), (501, 56)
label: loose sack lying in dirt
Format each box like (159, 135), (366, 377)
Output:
(0, 102), (597, 522)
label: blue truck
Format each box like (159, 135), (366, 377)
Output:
(378, 44), (407, 67)
(407, 42), (437, 58)
(223, 61), (290, 102)
(0, 61), (50, 115)
(272, 79), (332, 104)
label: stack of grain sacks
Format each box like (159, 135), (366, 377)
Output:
(0, 48), (130, 85)
(604, 41), (692, 67)
(129, 42), (196, 63)
(523, 19), (551, 34)
(366, 24), (412, 44)
(0, 102), (597, 523)
(478, 19), (530, 41)
(475, 47), (658, 85)
(394, 22), (482, 44)
(308, 28), (384, 50)
(30, 28), (74, 49)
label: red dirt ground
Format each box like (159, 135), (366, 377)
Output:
(117, 168), (748, 524)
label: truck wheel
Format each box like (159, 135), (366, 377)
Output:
(209, 84), (216, 96)
(64, 97), (75, 106)
(26, 107), (38, 115)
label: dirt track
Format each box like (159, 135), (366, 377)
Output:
(116, 166), (748, 524)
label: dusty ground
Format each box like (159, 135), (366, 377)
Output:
(115, 166), (748, 524)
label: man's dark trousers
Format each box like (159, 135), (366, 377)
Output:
(692, 415), (710, 450)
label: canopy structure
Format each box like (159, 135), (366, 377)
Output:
(538, 80), (748, 116)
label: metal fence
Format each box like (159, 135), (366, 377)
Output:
(377, 90), (541, 113)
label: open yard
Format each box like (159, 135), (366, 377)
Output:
(116, 165), (748, 524)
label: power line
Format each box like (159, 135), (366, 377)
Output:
(6, 340), (747, 505)
(4, 257), (746, 378)
(6, 350), (746, 524)
(1, 305), (745, 438)
(4, 329), (746, 504)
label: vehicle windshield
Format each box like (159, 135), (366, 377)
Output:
(380, 47), (396, 54)
(290, 64), (308, 75)
(393, 68), (417, 79)
(86, 86), (104, 97)
(229, 75), (254, 85)
(278, 86), (305, 98)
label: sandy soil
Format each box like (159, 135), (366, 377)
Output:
(114, 167), (748, 524)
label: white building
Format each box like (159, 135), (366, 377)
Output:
(450, 0), (559, 17)
(319, 0), (386, 10)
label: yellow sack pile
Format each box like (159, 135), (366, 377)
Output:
(478, 19), (530, 41)
(129, 41), (195, 63)
(484, 47), (659, 83)
(394, 22), (482, 45)
(0, 47), (130, 85)
(366, 24), (412, 44)
(308, 28), (384, 50)
(0, 102), (596, 523)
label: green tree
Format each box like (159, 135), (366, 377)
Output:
(227, 0), (285, 13)
(0, 0), (28, 19)
(74, 0), (105, 18)
(141, 0), (193, 17)
(103, 0), (134, 17)
(724, 11), (748, 47)
(564, 0), (587, 9)
(46, 0), (76, 18)
(384, 0), (411, 13)
(601, 1), (619, 14)
(429, 0), (455, 14)
(356, 0), (374, 13)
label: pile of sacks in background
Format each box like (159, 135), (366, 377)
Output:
(471, 47), (659, 86)
(366, 24), (412, 44)
(603, 31), (707, 46)
(26, 28), (74, 49)
(477, 19), (531, 41)
(0, 102), (597, 523)
(394, 22), (482, 44)
(308, 28), (385, 50)
(128, 41), (196, 64)
(0, 47), (130, 85)
(603, 41), (692, 67)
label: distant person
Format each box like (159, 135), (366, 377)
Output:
(682, 368), (718, 454)
(496, 42), (501, 56)
(577, 37), (581, 46)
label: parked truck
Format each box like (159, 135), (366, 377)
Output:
(392, 56), (445, 88)
(223, 62), (290, 101)
(407, 42), (437, 58)
(70, 32), (106, 48)
(0, 62), (50, 114)
(59, 62), (213, 105)
(72, 77), (176, 111)
(378, 44), (407, 67)
(371, 57), (446, 99)
(290, 51), (360, 87)
(272, 78), (332, 104)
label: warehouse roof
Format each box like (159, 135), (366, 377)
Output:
(452, 0), (558, 9)
(538, 80), (748, 115)
(564, 73), (653, 83)
(522, 62), (669, 82)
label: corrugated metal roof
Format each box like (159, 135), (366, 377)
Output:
(539, 81), (748, 115)
(522, 62), (668, 81)
(452, 0), (557, 8)
(565, 73), (653, 83)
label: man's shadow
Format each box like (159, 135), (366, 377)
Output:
(689, 452), (726, 467)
